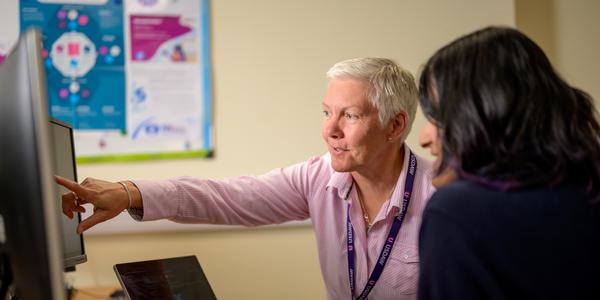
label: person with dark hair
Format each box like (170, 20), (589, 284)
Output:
(417, 26), (600, 299)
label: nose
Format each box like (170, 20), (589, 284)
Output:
(323, 116), (343, 140)
(419, 120), (435, 149)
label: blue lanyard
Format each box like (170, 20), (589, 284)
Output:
(346, 151), (417, 300)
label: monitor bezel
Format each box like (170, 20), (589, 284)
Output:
(0, 27), (66, 300)
(49, 118), (88, 270)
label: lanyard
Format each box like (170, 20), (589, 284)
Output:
(346, 151), (417, 300)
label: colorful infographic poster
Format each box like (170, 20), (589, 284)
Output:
(20, 0), (126, 131)
(120, 0), (213, 161)
(18, 0), (213, 162)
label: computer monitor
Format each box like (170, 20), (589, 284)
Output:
(0, 28), (66, 299)
(49, 118), (87, 271)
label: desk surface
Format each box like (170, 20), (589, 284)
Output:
(72, 286), (122, 300)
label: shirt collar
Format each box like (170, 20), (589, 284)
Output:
(326, 170), (354, 199)
(386, 144), (412, 214)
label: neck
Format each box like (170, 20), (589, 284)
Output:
(352, 144), (405, 209)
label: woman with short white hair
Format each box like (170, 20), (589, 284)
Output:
(57, 57), (434, 299)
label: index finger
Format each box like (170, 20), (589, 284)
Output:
(54, 175), (91, 199)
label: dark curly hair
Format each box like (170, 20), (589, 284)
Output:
(419, 26), (600, 201)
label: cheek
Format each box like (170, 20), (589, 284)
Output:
(347, 129), (367, 147)
(433, 138), (442, 154)
(353, 131), (383, 157)
(432, 127), (442, 151)
(321, 120), (332, 141)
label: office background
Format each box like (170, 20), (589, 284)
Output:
(1, 0), (599, 299)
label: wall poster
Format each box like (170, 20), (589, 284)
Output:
(20, 0), (213, 163)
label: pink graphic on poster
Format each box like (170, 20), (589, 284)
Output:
(130, 15), (191, 62)
(0, 55), (5, 64)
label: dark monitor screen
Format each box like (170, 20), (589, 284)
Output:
(49, 118), (87, 270)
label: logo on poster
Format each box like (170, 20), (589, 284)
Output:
(132, 117), (186, 140)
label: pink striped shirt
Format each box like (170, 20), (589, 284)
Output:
(132, 145), (434, 299)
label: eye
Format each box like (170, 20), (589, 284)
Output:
(344, 112), (359, 120)
(323, 110), (331, 118)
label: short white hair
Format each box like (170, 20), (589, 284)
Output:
(326, 57), (418, 141)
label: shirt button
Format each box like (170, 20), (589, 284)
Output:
(404, 255), (409, 259)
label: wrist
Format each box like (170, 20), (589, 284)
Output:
(119, 180), (143, 209)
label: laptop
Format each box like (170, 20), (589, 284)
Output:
(113, 255), (217, 300)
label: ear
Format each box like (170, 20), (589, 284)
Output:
(386, 111), (407, 142)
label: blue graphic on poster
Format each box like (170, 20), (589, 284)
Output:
(20, 0), (125, 130)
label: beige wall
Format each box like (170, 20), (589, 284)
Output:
(8, 0), (598, 298)
(63, 1), (515, 299)
(516, 0), (600, 108)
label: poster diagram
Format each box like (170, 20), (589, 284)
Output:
(20, 0), (126, 131)
(19, 0), (213, 163)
